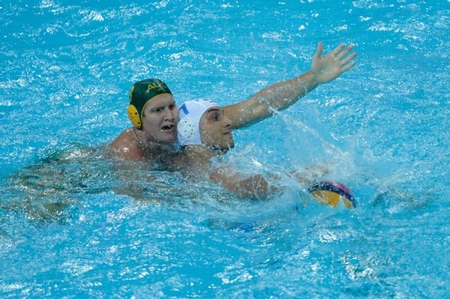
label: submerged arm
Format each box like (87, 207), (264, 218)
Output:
(209, 167), (278, 200)
(224, 42), (357, 129)
(208, 163), (330, 200)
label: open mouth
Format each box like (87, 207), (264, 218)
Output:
(161, 124), (174, 131)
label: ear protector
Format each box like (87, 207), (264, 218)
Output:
(177, 117), (199, 143)
(127, 85), (143, 129)
(127, 104), (142, 129)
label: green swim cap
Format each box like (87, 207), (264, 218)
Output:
(127, 78), (172, 130)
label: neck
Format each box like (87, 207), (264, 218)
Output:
(182, 145), (222, 168)
(133, 128), (176, 161)
(185, 144), (216, 156)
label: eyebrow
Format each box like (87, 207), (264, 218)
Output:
(207, 108), (221, 114)
(149, 101), (175, 110)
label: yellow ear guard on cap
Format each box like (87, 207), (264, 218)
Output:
(127, 104), (142, 129)
(127, 78), (172, 130)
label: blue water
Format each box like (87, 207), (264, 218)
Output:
(1, 0), (449, 298)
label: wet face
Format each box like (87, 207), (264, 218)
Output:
(141, 93), (179, 144)
(199, 107), (234, 152)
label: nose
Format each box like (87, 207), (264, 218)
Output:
(224, 115), (232, 127)
(164, 107), (175, 120)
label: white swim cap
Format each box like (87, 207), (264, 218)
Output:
(177, 99), (220, 146)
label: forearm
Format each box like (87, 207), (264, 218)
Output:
(226, 70), (320, 129)
(209, 170), (279, 200)
(253, 70), (320, 111)
(231, 174), (279, 200)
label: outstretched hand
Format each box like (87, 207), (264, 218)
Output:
(310, 42), (357, 84)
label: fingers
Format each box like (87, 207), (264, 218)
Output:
(330, 43), (357, 72)
(336, 44), (355, 60)
(333, 44), (357, 73)
(340, 60), (356, 72)
(314, 42), (356, 61)
(313, 41), (324, 59)
(340, 51), (357, 65)
(330, 43), (345, 56)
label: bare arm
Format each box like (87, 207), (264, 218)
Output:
(224, 42), (357, 129)
(208, 163), (329, 200)
(209, 167), (277, 200)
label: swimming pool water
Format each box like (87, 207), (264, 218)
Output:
(1, 0), (449, 298)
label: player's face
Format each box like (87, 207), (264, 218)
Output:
(142, 93), (179, 144)
(199, 107), (234, 152)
